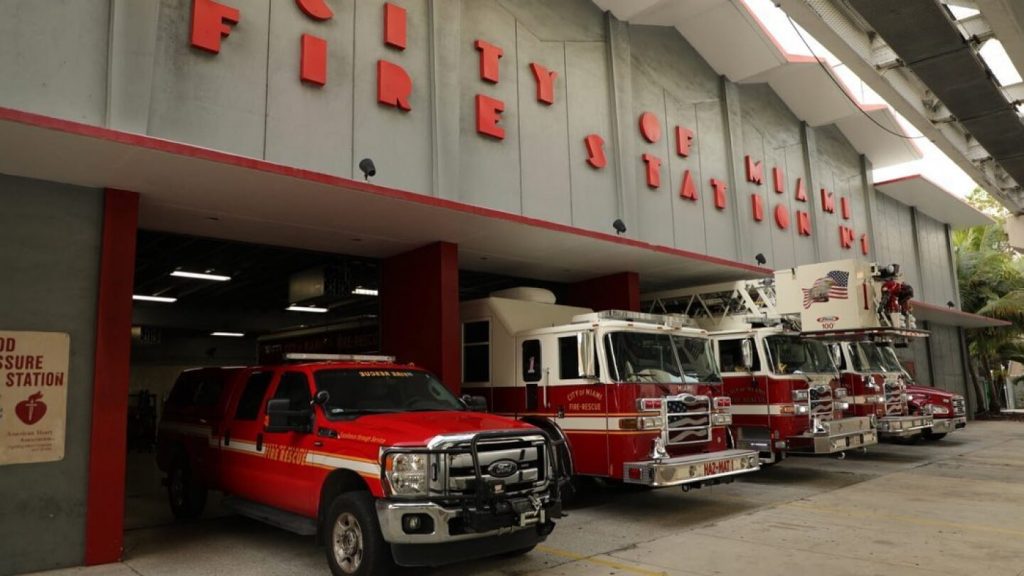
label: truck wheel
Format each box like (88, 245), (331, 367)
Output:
(167, 457), (206, 520)
(923, 432), (947, 441)
(325, 492), (393, 576)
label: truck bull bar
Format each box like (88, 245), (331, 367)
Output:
(622, 448), (760, 488)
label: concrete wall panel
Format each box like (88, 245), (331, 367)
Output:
(665, 95), (706, 254)
(695, 100), (737, 260)
(497, 0), (606, 42)
(631, 64), (674, 247)
(916, 212), (957, 306)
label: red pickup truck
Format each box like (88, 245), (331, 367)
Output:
(156, 355), (562, 576)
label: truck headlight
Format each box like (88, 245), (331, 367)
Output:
(384, 452), (429, 497)
(838, 401), (851, 411)
(795, 405), (809, 415)
(793, 390), (809, 402)
(927, 404), (951, 416)
(711, 413), (732, 426)
(834, 388), (848, 399)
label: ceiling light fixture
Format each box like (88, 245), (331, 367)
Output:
(133, 295), (177, 303)
(171, 270), (231, 282)
(286, 305), (329, 313)
(352, 287), (379, 296)
(211, 331), (245, 338)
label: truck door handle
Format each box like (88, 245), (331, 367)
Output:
(224, 430), (231, 446)
(256, 433), (264, 452)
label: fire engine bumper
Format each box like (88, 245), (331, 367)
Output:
(622, 449), (760, 487)
(376, 493), (559, 567)
(787, 416), (878, 454)
(877, 415), (933, 438)
(929, 416), (967, 435)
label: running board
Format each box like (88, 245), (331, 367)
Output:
(222, 496), (317, 536)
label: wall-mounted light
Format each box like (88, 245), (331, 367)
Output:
(171, 270), (231, 282)
(287, 305), (329, 313)
(133, 295), (177, 303)
(352, 287), (379, 296)
(211, 331), (245, 338)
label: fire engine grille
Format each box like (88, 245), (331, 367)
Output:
(807, 384), (834, 422)
(664, 395), (711, 445)
(441, 435), (548, 497)
(952, 397), (966, 416)
(883, 381), (907, 416)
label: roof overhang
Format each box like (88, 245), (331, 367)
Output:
(874, 174), (993, 228)
(912, 299), (1012, 329)
(0, 107), (769, 291)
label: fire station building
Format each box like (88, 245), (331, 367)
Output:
(0, 0), (1004, 573)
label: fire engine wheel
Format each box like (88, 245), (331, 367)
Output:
(167, 457), (206, 520)
(325, 492), (393, 576)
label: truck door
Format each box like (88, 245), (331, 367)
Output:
(219, 369), (276, 502)
(260, 370), (319, 516)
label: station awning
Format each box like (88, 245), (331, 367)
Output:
(0, 107), (769, 292)
(874, 175), (993, 229)
(912, 300), (1011, 329)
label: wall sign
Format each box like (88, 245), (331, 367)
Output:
(0, 331), (69, 466)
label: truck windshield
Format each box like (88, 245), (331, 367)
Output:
(605, 331), (720, 383)
(313, 369), (465, 417)
(877, 344), (907, 375)
(764, 335), (835, 374)
(847, 342), (887, 372)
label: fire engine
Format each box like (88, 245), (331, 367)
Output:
(459, 288), (760, 493)
(643, 273), (878, 464)
(157, 355), (562, 576)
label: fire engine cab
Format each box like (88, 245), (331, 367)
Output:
(156, 355), (562, 576)
(643, 274), (878, 464)
(460, 288), (760, 492)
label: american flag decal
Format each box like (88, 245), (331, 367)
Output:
(802, 270), (849, 308)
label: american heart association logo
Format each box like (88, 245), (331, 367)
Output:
(15, 391), (47, 426)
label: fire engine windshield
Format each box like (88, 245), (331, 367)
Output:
(877, 344), (908, 375)
(605, 331), (720, 384)
(764, 336), (835, 375)
(313, 369), (465, 417)
(847, 342), (887, 372)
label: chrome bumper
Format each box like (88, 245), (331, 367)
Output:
(788, 416), (878, 454)
(877, 415), (933, 438)
(376, 493), (552, 545)
(622, 449), (760, 487)
(929, 416), (968, 434)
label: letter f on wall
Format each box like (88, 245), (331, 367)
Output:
(191, 0), (240, 54)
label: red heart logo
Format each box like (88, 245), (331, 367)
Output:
(15, 392), (47, 426)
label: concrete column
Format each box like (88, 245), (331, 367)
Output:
(380, 242), (460, 392)
(859, 154), (877, 260)
(605, 13), (637, 236)
(721, 78), (749, 262)
(800, 123), (823, 262)
(565, 272), (640, 312)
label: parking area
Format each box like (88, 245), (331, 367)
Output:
(29, 421), (1024, 576)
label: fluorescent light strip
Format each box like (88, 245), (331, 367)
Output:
(211, 332), (245, 338)
(352, 288), (379, 296)
(133, 295), (177, 303)
(171, 270), (231, 282)
(287, 305), (329, 313)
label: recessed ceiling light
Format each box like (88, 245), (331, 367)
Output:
(287, 305), (329, 313)
(133, 295), (177, 303)
(171, 270), (231, 282)
(211, 331), (245, 338)
(352, 287), (379, 296)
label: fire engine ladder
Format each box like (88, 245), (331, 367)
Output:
(642, 279), (791, 330)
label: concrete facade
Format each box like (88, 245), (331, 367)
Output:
(0, 0), (980, 572)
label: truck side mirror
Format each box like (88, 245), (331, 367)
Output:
(313, 389), (330, 406)
(741, 339), (753, 371)
(265, 398), (312, 433)
(461, 394), (488, 412)
(578, 332), (596, 378)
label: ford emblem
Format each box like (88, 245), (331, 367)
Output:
(487, 459), (519, 478)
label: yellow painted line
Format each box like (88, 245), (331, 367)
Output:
(784, 501), (1024, 538)
(536, 545), (668, 576)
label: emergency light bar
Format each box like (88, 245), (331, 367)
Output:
(284, 353), (397, 363)
(574, 310), (693, 328)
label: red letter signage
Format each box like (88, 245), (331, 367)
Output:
(745, 156), (764, 185)
(476, 95), (505, 139)
(860, 234), (870, 255)
(378, 60), (413, 111)
(841, 197), (851, 220)
(676, 126), (694, 157)
(296, 0), (333, 20)
(475, 40), (503, 83)
(795, 178), (807, 202)
(584, 135), (607, 169)
(680, 170), (698, 200)
(642, 154), (662, 189)
(821, 188), (835, 213)
(752, 195), (764, 221)
(797, 211), (812, 236)
(190, 0), (240, 54)
(530, 63), (557, 105)
(384, 3), (407, 50)
(711, 179), (728, 210)
(774, 204), (790, 230)
(639, 112), (661, 143)
(773, 167), (784, 194)
(839, 226), (855, 249)
(301, 34), (327, 85)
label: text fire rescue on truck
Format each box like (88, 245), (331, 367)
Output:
(460, 287), (761, 493)
(157, 355), (563, 576)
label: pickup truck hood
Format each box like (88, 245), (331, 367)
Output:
(906, 384), (958, 401)
(338, 411), (539, 447)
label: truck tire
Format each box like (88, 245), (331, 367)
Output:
(324, 492), (394, 576)
(167, 457), (206, 520)
(923, 431), (947, 441)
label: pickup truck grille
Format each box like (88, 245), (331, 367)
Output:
(440, 434), (548, 497)
(664, 394), (711, 445)
(952, 396), (967, 416)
